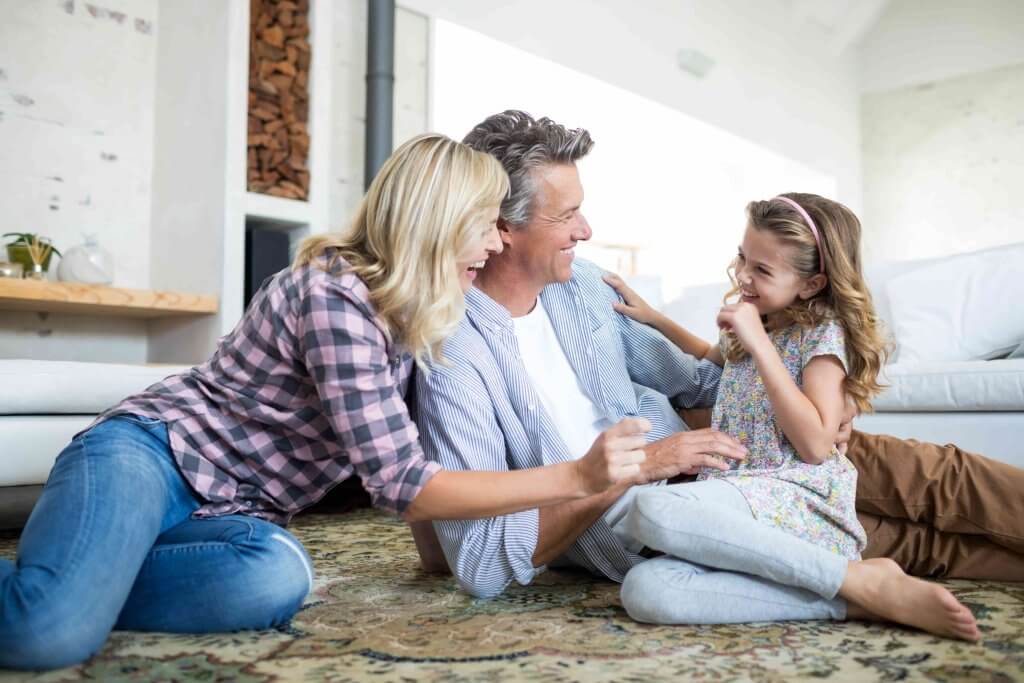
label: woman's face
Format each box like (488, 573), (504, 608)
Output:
(456, 205), (503, 292)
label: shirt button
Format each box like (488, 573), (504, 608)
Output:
(528, 404), (536, 411)
(586, 347), (594, 355)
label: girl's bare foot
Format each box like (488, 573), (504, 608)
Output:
(841, 558), (980, 642)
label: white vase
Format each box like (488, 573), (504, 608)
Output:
(57, 234), (115, 285)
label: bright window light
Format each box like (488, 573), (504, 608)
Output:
(430, 19), (837, 305)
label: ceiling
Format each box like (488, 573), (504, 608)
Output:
(781, 0), (891, 55)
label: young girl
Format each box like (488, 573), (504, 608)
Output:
(605, 193), (980, 641)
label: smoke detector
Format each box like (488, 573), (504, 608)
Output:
(677, 48), (715, 78)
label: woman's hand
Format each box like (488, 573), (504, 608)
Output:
(634, 428), (747, 483)
(603, 273), (659, 325)
(717, 302), (769, 353)
(574, 417), (651, 495)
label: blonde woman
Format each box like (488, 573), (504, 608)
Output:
(0, 134), (653, 671)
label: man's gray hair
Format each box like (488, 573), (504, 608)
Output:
(463, 110), (594, 226)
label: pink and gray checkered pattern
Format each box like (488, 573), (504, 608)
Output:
(99, 251), (440, 524)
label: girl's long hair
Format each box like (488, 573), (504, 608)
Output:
(722, 192), (891, 413)
(293, 133), (509, 368)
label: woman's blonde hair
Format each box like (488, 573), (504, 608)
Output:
(722, 192), (891, 413)
(293, 133), (509, 368)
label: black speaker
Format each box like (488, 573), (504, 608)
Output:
(244, 226), (291, 308)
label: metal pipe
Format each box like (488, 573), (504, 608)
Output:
(365, 0), (395, 189)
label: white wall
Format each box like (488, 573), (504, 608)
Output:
(147, 0), (241, 365)
(0, 0), (157, 362)
(329, 5), (430, 232)
(858, 0), (1024, 263)
(0, 2), (431, 363)
(861, 62), (1024, 263)
(859, 0), (1024, 94)
(400, 0), (863, 211)
(430, 20), (837, 303)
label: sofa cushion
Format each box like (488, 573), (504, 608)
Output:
(873, 358), (1024, 412)
(0, 415), (95, 485)
(883, 243), (1024, 363)
(0, 360), (191, 415)
(854, 411), (1024, 468)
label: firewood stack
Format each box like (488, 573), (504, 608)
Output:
(247, 0), (311, 200)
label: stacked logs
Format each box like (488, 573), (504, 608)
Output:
(247, 0), (311, 200)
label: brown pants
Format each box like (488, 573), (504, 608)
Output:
(849, 430), (1024, 581)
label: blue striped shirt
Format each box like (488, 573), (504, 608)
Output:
(415, 258), (722, 598)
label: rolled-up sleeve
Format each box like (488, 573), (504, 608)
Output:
(298, 279), (440, 515)
(416, 365), (543, 598)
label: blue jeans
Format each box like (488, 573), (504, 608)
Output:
(0, 415), (314, 670)
(621, 480), (847, 625)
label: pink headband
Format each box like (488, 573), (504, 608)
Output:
(773, 196), (824, 274)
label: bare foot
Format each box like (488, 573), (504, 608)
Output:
(841, 558), (980, 642)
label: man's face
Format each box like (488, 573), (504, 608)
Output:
(504, 163), (592, 286)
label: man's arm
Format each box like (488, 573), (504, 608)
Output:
(412, 391), (746, 582)
(414, 364), (545, 597)
(582, 264), (721, 409)
(614, 311), (722, 408)
(534, 484), (629, 565)
(409, 487), (626, 574)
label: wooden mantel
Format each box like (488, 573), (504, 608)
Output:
(0, 278), (218, 318)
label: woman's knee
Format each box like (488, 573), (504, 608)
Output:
(263, 529), (315, 608)
(232, 523), (314, 626)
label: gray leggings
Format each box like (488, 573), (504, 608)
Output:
(620, 479), (849, 624)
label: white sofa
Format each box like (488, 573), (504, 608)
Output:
(0, 361), (190, 528)
(661, 242), (1024, 469)
(3, 244), (1022, 526)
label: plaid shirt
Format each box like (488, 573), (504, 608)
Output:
(97, 250), (440, 525)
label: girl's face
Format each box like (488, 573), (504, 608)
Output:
(734, 223), (819, 319)
(455, 205), (503, 292)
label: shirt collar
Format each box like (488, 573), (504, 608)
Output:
(465, 285), (514, 334)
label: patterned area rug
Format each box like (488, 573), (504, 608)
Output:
(1, 510), (1022, 682)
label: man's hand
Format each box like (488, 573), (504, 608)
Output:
(573, 417), (651, 496)
(634, 428), (747, 484)
(836, 399), (858, 455)
(409, 521), (451, 574)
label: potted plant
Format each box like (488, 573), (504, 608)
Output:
(4, 233), (61, 278)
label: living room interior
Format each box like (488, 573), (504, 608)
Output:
(1, 0), (1022, 680)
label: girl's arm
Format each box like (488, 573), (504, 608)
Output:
(603, 274), (724, 366)
(718, 303), (846, 464)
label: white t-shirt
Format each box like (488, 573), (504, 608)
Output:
(512, 297), (647, 552)
(512, 297), (613, 459)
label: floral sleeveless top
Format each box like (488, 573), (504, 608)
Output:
(699, 319), (867, 559)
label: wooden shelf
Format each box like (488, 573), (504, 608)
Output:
(0, 279), (218, 318)
(245, 192), (312, 227)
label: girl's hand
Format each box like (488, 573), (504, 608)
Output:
(574, 417), (651, 495)
(603, 273), (658, 325)
(717, 302), (769, 352)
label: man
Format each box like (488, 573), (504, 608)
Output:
(412, 110), (1024, 598)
